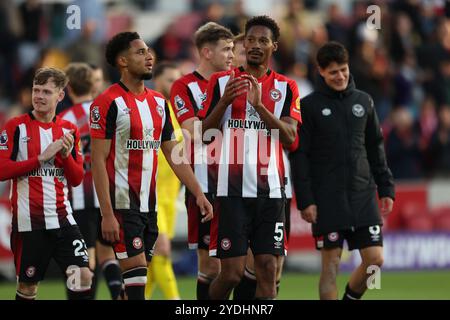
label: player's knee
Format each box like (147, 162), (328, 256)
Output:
(200, 257), (220, 277)
(365, 255), (384, 268)
(17, 282), (38, 296)
(80, 267), (93, 287)
(65, 266), (93, 289)
(256, 258), (277, 279)
(224, 271), (244, 287)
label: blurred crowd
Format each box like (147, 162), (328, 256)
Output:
(1, 0), (450, 182)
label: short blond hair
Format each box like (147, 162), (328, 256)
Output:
(194, 22), (234, 49)
(64, 62), (93, 96)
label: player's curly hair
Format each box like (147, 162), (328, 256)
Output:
(244, 15), (280, 42)
(105, 32), (141, 67)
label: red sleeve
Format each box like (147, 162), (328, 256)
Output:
(198, 73), (221, 120)
(62, 125), (84, 186)
(286, 130), (299, 152)
(280, 80), (302, 124)
(170, 80), (196, 124)
(0, 119), (40, 181)
(90, 94), (116, 139)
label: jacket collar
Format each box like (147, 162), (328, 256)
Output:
(317, 74), (356, 99)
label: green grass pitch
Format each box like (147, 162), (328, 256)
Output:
(0, 271), (449, 300)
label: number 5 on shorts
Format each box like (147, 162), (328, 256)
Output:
(274, 222), (284, 242)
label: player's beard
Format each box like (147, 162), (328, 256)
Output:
(141, 72), (152, 80)
(247, 58), (261, 67)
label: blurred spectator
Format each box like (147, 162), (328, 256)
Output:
(325, 3), (349, 46)
(426, 105), (450, 177)
(386, 107), (423, 180)
(152, 23), (191, 61)
(66, 20), (104, 67)
(0, 1), (22, 103)
(222, 0), (249, 35)
(351, 35), (392, 122)
(286, 62), (313, 99)
(417, 96), (439, 149)
(65, 0), (106, 45)
(393, 52), (424, 117)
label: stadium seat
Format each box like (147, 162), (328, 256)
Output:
(399, 202), (430, 230)
(405, 215), (434, 231)
(431, 206), (450, 231)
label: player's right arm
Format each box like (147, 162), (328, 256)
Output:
(90, 96), (120, 243)
(0, 119), (63, 181)
(91, 138), (119, 242)
(200, 70), (249, 134)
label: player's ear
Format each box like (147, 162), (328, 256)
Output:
(272, 41), (278, 52)
(202, 46), (212, 60)
(318, 66), (326, 78)
(58, 88), (65, 102)
(117, 54), (128, 68)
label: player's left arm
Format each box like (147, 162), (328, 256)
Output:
(243, 75), (300, 147)
(160, 102), (213, 222)
(61, 126), (84, 187)
(365, 95), (394, 215)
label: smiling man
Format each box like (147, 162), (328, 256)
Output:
(0, 67), (89, 300)
(199, 16), (301, 300)
(90, 32), (213, 300)
(290, 41), (395, 300)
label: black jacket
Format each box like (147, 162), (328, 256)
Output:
(290, 75), (395, 236)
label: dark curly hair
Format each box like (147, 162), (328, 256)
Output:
(316, 41), (349, 69)
(105, 32), (141, 67)
(244, 15), (280, 42)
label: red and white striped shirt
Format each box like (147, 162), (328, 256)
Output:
(60, 101), (100, 210)
(0, 112), (84, 232)
(170, 71), (216, 194)
(90, 82), (174, 212)
(199, 67), (301, 198)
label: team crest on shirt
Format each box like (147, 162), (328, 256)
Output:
(26, 266), (36, 278)
(328, 232), (339, 242)
(352, 104), (365, 118)
(221, 238), (231, 251)
(91, 106), (101, 123)
(270, 88), (282, 102)
(0, 130), (7, 150)
(174, 95), (186, 110)
(156, 105), (164, 117)
(293, 97), (301, 114)
(133, 237), (143, 249)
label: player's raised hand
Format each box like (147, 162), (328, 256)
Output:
(38, 139), (64, 164)
(196, 194), (214, 223)
(221, 70), (250, 106)
(300, 204), (317, 224)
(241, 74), (262, 107)
(102, 215), (120, 243)
(60, 129), (75, 159)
